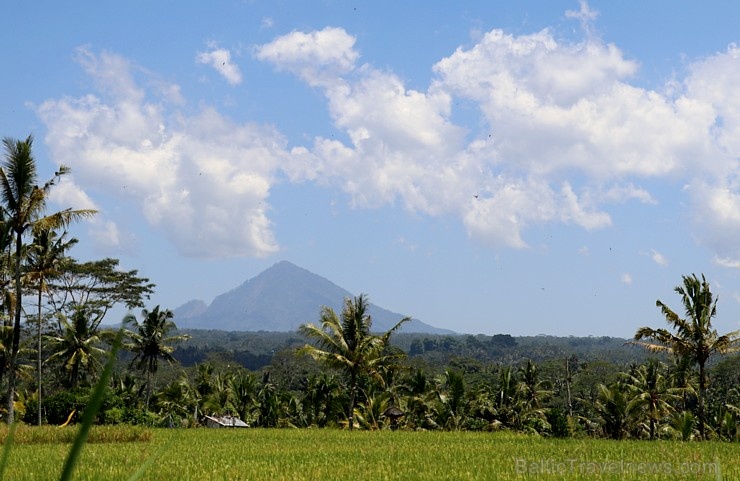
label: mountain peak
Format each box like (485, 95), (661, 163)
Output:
(174, 261), (452, 334)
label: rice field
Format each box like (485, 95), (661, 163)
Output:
(1, 427), (738, 481)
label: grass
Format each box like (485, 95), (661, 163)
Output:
(0, 429), (737, 480)
(0, 425), (153, 445)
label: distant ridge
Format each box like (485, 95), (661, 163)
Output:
(173, 261), (453, 334)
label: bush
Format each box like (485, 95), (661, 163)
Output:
(36, 388), (92, 425)
(546, 408), (571, 438)
(101, 407), (163, 427)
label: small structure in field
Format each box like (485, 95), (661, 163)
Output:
(204, 415), (249, 428)
(382, 406), (404, 430)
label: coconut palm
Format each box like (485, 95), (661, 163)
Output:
(624, 360), (681, 439)
(46, 306), (106, 388)
(1, 135), (95, 423)
(594, 382), (631, 439)
(434, 369), (467, 430)
(517, 360), (552, 433)
(123, 306), (189, 409)
(26, 228), (77, 425)
(631, 273), (740, 439)
(229, 372), (259, 425)
(298, 294), (409, 430)
(303, 372), (341, 427)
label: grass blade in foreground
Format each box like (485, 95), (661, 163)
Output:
(0, 422), (17, 480)
(59, 328), (123, 481)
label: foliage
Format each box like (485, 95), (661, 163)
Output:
(46, 306), (106, 388)
(298, 294), (409, 429)
(124, 306), (190, 408)
(48, 258), (155, 330)
(632, 273), (740, 439)
(1, 134), (96, 424)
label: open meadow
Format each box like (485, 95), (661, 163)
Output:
(1, 427), (738, 481)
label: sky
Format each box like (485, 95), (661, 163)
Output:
(2, 1), (740, 337)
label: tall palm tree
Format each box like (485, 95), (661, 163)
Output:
(26, 228), (77, 425)
(124, 306), (189, 409)
(46, 306), (105, 388)
(1, 135), (96, 423)
(631, 273), (740, 439)
(298, 294), (409, 430)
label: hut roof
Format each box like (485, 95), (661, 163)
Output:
(383, 406), (404, 419)
(204, 415), (249, 428)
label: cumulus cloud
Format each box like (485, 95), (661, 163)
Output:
(255, 27), (359, 87)
(196, 44), (243, 85)
(255, 22), (739, 254)
(38, 49), (283, 258)
(255, 25), (672, 248)
(36, 12), (740, 260)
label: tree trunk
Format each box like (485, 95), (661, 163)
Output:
(37, 287), (43, 426)
(348, 371), (356, 431)
(698, 361), (706, 440)
(6, 231), (24, 425)
(145, 370), (152, 410)
(565, 357), (573, 418)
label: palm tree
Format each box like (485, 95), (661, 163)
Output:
(631, 273), (740, 439)
(298, 294), (409, 430)
(124, 306), (189, 409)
(1, 135), (95, 423)
(46, 306), (106, 388)
(517, 360), (552, 433)
(594, 382), (631, 439)
(26, 228), (77, 425)
(303, 372), (341, 427)
(434, 369), (467, 430)
(624, 360), (680, 440)
(229, 372), (259, 425)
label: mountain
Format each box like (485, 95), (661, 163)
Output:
(173, 261), (453, 334)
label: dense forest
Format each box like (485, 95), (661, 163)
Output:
(1, 134), (739, 442)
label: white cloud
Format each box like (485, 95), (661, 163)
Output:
(36, 14), (740, 260)
(48, 176), (99, 211)
(261, 17), (274, 30)
(38, 49), (284, 259)
(650, 249), (668, 266)
(713, 256), (740, 269)
(90, 220), (122, 249)
(255, 27), (359, 87)
(255, 23), (740, 254)
(620, 273), (632, 285)
(196, 45), (243, 85)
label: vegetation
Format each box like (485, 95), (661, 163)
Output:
(632, 273), (740, 439)
(298, 294), (408, 429)
(1, 429), (738, 480)
(123, 307), (190, 409)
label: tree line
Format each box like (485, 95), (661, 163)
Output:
(116, 285), (737, 441)
(0, 135), (179, 425)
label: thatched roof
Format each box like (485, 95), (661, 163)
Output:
(383, 406), (404, 419)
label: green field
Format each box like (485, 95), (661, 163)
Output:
(1, 427), (738, 481)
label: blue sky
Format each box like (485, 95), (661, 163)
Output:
(2, 1), (740, 337)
